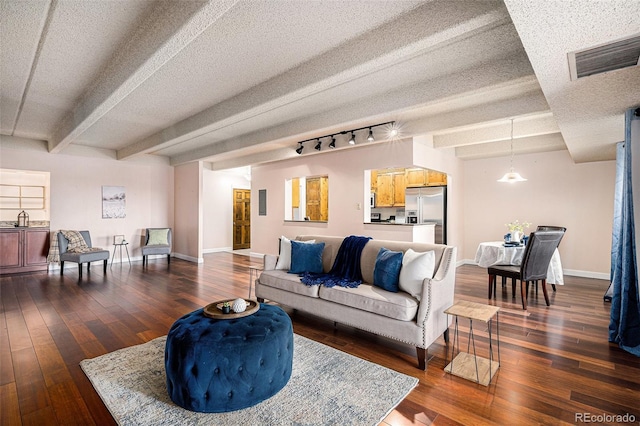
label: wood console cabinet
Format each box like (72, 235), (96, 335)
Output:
(0, 227), (50, 274)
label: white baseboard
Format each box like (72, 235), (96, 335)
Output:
(458, 259), (609, 281)
(173, 252), (203, 263)
(203, 247), (232, 254)
(249, 251), (265, 259)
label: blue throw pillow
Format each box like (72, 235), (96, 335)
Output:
(289, 241), (325, 274)
(373, 247), (403, 292)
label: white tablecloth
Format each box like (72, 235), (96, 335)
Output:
(474, 241), (564, 285)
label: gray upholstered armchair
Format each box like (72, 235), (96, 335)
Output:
(141, 228), (172, 266)
(58, 230), (109, 277)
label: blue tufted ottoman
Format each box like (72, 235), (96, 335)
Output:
(165, 303), (293, 413)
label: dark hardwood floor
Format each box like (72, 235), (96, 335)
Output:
(1, 253), (639, 425)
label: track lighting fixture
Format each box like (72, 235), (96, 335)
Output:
(292, 121), (395, 154)
(367, 128), (374, 142)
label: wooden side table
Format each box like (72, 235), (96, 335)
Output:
(444, 300), (500, 386)
(248, 265), (263, 299)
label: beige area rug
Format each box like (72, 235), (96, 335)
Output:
(80, 334), (418, 426)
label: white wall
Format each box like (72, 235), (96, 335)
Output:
(0, 137), (174, 262)
(250, 138), (464, 257)
(463, 150), (615, 277)
(202, 166), (250, 251)
(174, 162), (202, 262)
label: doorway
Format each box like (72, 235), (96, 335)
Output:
(233, 189), (251, 250)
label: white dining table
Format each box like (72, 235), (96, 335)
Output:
(474, 241), (564, 285)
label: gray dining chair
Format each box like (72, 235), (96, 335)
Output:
(534, 226), (566, 291)
(488, 230), (565, 310)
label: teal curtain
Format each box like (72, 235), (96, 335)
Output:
(608, 107), (640, 357)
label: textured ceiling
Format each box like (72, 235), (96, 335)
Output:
(1, 0), (638, 169)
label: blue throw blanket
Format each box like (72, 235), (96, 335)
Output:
(301, 236), (372, 288)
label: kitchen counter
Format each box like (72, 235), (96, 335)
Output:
(0, 225), (50, 229)
(365, 222), (436, 226)
(364, 222), (436, 244)
(0, 221), (50, 228)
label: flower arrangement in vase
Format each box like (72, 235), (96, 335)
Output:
(505, 220), (531, 242)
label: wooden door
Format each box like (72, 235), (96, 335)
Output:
(305, 177), (328, 221)
(233, 189), (251, 250)
(306, 178), (321, 221)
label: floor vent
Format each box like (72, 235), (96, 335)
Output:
(568, 34), (640, 80)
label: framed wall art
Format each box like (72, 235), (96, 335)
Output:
(102, 186), (126, 218)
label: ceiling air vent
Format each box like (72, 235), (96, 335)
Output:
(568, 34), (640, 81)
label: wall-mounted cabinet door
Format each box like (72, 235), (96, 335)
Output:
(427, 171), (447, 186)
(375, 174), (394, 207)
(393, 173), (406, 206)
(405, 168), (427, 186)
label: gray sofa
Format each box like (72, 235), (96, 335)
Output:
(255, 235), (457, 369)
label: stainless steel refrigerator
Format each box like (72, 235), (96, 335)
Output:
(404, 186), (447, 244)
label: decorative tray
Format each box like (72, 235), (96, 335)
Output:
(203, 299), (260, 319)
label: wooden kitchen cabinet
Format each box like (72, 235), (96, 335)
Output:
(427, 170), (447, 186)
(393, 173), (405, 206)
(405, 168), (427, 186)
(375, 171), (405, 207)
(406, 168), (447, 186)
(0, 227), (49, 274)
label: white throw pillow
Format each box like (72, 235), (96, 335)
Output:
(398, 249), (435, 300)
(275, 236), (315, 270)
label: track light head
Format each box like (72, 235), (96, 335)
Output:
(296, 143), (304, 155)
(367, 128), (374, 142)
(348, 132), (356, 145)
(329, 137), (336, 149)
(314, 139), (322, 151)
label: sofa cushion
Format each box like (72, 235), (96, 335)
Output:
(289, 241), (325, 274)
(373, 248), (403, 292)
(258, 270), (320, 298)
(319, 284), (418, 321)
(275, 236), (315, 270)
(399, 249), (435, 301)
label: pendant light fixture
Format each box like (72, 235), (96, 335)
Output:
(498, 118), (527, 183)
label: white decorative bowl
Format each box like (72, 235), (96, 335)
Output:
(232, 298), (247, 313)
